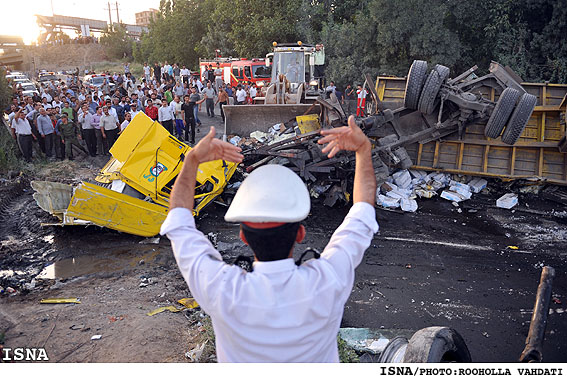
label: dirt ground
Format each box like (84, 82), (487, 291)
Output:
(1, 112), (566, 362)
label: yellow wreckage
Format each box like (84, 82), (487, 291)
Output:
(32, 113), (237, 237)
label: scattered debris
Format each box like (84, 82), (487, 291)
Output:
(185, 342), (207, 362)
(139, 237), (160, 245)
(177, 298), (199, 309)
(91, 335), (102, 340)
(147, 305), (183, 316)
(69, 324), (85, 330)
(507, 246), (519, 250)
(496, 193), (518, 209)
(40, 298), (81, 304)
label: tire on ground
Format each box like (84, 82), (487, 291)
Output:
(403, 326), (472, 363)
(418, 65), (450, 115)
(484, 87), (520, 138)
(501, 93), (537, 145)
(404, 60), (428, 110)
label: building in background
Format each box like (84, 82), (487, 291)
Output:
(135, 9), (159, 27)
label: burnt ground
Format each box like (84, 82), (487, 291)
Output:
(0, 112), (566, 362)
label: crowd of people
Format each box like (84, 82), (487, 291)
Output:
(6, 60), (370, 163)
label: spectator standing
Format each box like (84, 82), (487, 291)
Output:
(216, 87), (229, 122)
(344, 84), (356, 115)
(37, 108), (55, 158)
(235, 84), (246, 105)
(144, 63), (151, 83)
(145, 99), (159, 121)
(207, 65), (215, 84)
(181, 93), (204, 144)
(202, 82), (216, 117)
(11, 109), (36, 162)
(173, 64), (181, 82)
(59, 113), (86, 160)
(154, 62), (162, 84)
(112, 97), (125, 124)
(100, 106), (120, 155)
(78, 104), (97, 157)
(356, 85), (367, 117)
(164, 86), (174, 104)
(129, 103), (142, 119)
(172, 95), (185, 140)
(174, 81), (184, 97)
(190, 87), (202, 127)
(158, 98), (174, 134)
(92, 106), (103, 156)
(120, 112), (131, 133)
(214, 64), (223, 93)
(180, 66), (190, 85)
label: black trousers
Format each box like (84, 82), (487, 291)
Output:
(184, 117), (196, 144)
(43, 133), (55, 157)
(17, 134), (33, 161)
(104, 128), (118, 154)
(219, 101), (227, 121)
(83, 129), (97, 157)
(162, 119), (173, 134)
(206, 99), (214, 116)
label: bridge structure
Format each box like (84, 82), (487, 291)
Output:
(0, 35), (25, 69)
(36, 14), (146, 43)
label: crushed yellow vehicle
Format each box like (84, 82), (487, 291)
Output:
(33, 113), (237, 237)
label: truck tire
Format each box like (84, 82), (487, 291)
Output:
(404, 60), (428, 110)
(403, 327), (472, 363)
(501, 93), (537, 145)
(484, 87), (520, 138)
(418, 65), (450, 115)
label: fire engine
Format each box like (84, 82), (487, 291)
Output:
(199, 57), (272, 88)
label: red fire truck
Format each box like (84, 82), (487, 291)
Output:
(199, 58), (271, 88)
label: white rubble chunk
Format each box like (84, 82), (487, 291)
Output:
(468, 178), (488, 193)
(440, 190), (468, 203)
(496, 193), (518, 209)
(376, 194), (400, 208)
(401, 198), (418, 212)
(449, 185), (472, 200)
(392, 169), (412, 189)
(409, 170), (428, 179)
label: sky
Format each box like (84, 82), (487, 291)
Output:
(0, 0), (160, 44)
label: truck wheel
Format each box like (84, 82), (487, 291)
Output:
(404, 60), (428, 110)
(501, 93), (537, 145)
(484, 87), (520, 138)
(418, 65), (450, 115)
(403, 327), (472, 363)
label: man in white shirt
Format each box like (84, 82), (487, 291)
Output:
(120, 112), (131, 133)
(143, 63), (151, 83)
(249, 84), (257, 99)
(11, 109), (37, 162)
(161, 116), (377, 362)
(158, 98), (174, 134)
(235, 84), (247, 105)
(180, 66), (190, 85)
(100, 105), (120, 155)
(129, 103), (142, 119)
(356, 84), (368, 117)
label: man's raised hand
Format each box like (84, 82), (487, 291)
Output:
(318, 115), (370, 158)
(189, 126), (243, 164)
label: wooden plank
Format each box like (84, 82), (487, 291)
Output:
(510, 147), (516, 175)
(457, 142), (464, 170)
(417, 143), (423, 165)
(482, 145), (490, 173)
(433, 141), (440, 167)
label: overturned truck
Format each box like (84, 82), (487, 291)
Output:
(235, 60), (567, 209)
(33, 60), (567, 235)
(33, 114), (237, 236)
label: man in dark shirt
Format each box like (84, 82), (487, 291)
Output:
(182, 91), (205, 144)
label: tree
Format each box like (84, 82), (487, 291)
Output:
(100, 23), (133, 60)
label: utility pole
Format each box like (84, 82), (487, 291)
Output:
(115, 1), (120, 24)
(106, 2), (113, 30)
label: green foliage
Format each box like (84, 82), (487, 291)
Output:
(0, 68), (12, 111)
(100, 24), (133, 60)
(132, 0), (567, 84)
(337, 335), (359, 363)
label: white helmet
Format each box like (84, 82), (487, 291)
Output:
(224, 165), (310, 223)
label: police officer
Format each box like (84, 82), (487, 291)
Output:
(161, 116), (377, 362)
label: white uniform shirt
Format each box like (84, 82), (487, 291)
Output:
(11, 117), (32, 135)
(236, 89), (246, 102)
(158, 105), (174, 122)
(160, 202), (378, 362)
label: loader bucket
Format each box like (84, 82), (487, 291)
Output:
(223, 104), (320, 136)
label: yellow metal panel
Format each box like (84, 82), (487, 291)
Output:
(65, 181), (168, 237)
(296, 114), (321, 134)
(95, 157), (124, 183)
(110, 112), (158, 162)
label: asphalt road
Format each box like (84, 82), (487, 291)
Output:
(303, 193), (566, 363)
